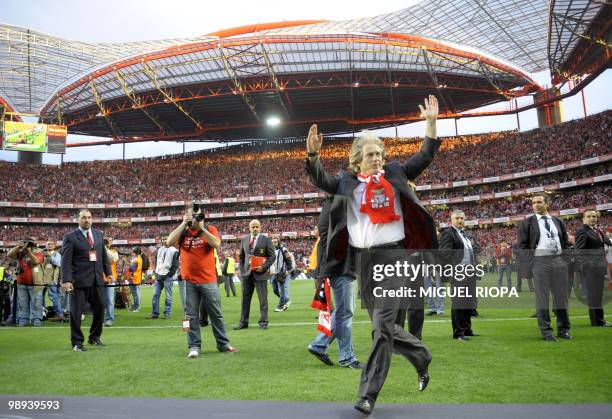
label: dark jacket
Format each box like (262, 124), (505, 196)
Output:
(316, 195), (347, 279)
(61, 229), (111, 288)
(306, 136), (441, 278)
(438, 226), (480, 282)
(517, 214), (570, 271)
(575, 224), (611, 272)
(238, 234), (275, 281)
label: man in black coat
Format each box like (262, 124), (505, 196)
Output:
(234, 219), (275, 330)
(575, 209), (612, 327)
(306, 95), (439, 415)
(438, 210), (480, 340)
(61, 209), (112, 351)
(518, 193), (571, 341)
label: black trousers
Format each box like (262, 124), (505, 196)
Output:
(70, 285), (104, 346)
(238, 274), (268, 326)
(532, 256), (570, 337)
(584, 266), (608, 326)
(0, 282), (10, 322)
(450, 276), (477, 338)
(355, 246), (431, 402)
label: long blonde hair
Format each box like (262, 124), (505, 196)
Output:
(348, 131), (387, 174)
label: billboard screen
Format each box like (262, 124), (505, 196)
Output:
(2, 121), (48, 152)
(47, 124), (68, 154)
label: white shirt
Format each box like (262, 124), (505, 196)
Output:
(535, 214), (562, 256)
(347, 182), (405, 248)
(453, 226), (474, 265)
(155, 246), (178, 276)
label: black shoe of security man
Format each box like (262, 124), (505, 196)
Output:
(73, 344), (87, 352)
(233, 323), (248, 330)
(354, 397), (375, 415)
(308, 348), (334, 366)
(88, 338), (104, 346)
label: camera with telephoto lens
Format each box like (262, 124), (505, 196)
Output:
(22, 239), (36, 249)
(188, 202), (205, 227)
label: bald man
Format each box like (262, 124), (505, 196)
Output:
(234, 219), (275, 330)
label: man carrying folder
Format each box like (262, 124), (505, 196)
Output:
(235, 219), (275, 330)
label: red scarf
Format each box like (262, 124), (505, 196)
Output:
(311, 278), (332, 336)
(357, 170), (400, 224)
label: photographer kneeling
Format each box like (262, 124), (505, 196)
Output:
(7, 238), (44, 327)
(168, 205), (237, 358)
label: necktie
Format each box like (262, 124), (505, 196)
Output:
(87, 231), (94, 248)
(596, 228), (604, 242)
(543, 216), (552, 237)
(249, 236), (255, 251)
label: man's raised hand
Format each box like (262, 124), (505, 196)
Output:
(419, 95), (439, 121)
(307, 124), (323, 154)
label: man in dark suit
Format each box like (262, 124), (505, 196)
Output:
(234, 219), (275, 330)
(575, 209), (612, 327)
(306, 95), (439, 415)
(439, 210), (480, 341)
(61, 209), (112, 351)
(518, 193), (571, 341)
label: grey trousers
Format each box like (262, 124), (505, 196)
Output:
(532, 256), (570, 337)
(185, 281), (230, 351)
(356, 246), (431, 402)
(238, 274), (268, 326)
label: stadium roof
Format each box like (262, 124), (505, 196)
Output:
(548, 0), (612, 84)
(0, 0), (609, 143)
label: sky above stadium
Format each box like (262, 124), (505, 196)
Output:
(1, 0), (610, 164)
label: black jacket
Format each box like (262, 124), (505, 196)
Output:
(517, 214), (570, 270)
(575, 224), (611, 272)
(306, 136), (441, 278)
(61, 229), (111, 288)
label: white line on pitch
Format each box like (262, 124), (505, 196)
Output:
(0, 315), (590, 329)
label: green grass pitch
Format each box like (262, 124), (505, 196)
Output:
(1, 273), (611, 404)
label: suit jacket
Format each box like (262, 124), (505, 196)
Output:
(575, 224), (611, 272)
(61, 228), (111, 288)
(438, 227), (473, 266)
(517, 214), (570, 271)
(238, 233), (275, 281)
(306, 136), (440, 277)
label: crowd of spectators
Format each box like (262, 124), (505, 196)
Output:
(0, 111), (609, 204)
(1, 180), (607, 238)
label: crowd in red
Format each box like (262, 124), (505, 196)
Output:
(0, 111), (609, 204)
(1, 111), (609, 260)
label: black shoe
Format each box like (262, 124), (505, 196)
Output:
(73, 344), (87, 352)
(418, 372), (430, 391)
(599, 321), (612, 327)
(354, 398), (375, 415)
(455, 336), (470, 341)
(543, 335), (557, 342)
(465, 332), (481, 337)
(308, 348), (334, 366)
(233, 324), (248, 330)
(88, 338), (104, 346)
(426, 310), (436, 316)
(557, 331), (572, 340)
(343, 360), (363, 369)
(259, 323), (268, 330)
